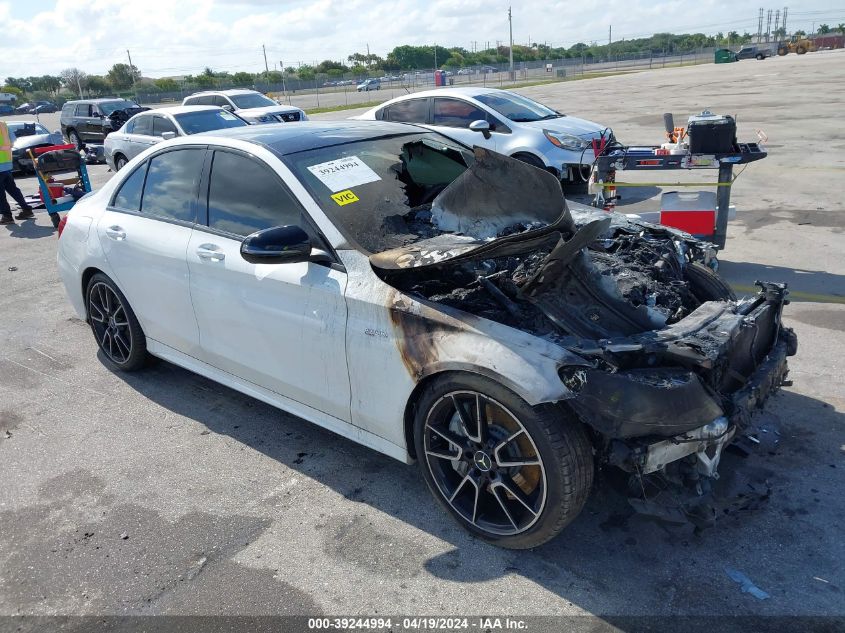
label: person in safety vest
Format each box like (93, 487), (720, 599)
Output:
(0, 120), (34, 225)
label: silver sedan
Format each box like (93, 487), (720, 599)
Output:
(104, 106), (249, 171)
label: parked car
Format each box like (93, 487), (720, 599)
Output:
(6, 120), (64, 172)
(31, 100), (57, 114)
(736, 45), (771, 60)
(14, 102), (33, 114)
(60, 98), (149, 147)
(357, 78), (381, 92)
(354, 87), (610, 185)
(182, 89), (306, 124)
(104, 106), (249, 171)
(0, 104), (14, 115)
(57, 121), (795, 548)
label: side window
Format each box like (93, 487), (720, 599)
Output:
(124, 119), (135, 133)
(433, 98), (489, 128)
(141, 149), (205, 223)
(212, 95), (230, 107)
(112, 162), (147, 211)
(132, 116), (152, 136)
(197, 95), (215, 106)
(375, 107), (386, 121)
(206, 151), (303, 237)
(183, 96), (199, 106)
(385, 99), (428, 123)
(75, 103), (91, 117)
(152, 116), (177, 137)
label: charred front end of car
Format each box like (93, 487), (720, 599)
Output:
(373, 147), (797, 526)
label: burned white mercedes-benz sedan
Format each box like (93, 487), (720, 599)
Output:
(58, 122), (796, 548)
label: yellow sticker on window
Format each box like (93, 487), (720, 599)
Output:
(331, 189), (359, 206)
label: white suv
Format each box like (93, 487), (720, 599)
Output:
(182, 89), (306, 124)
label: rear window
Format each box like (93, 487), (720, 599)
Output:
(112, 163), (147, 211)
(174, 110), (248, 134)
(384, 99), (428, 124)
(141, 149), (205, 223)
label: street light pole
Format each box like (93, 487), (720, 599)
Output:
(508, 6), (514, 80)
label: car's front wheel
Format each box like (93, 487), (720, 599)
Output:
(114, 154), (128, 171)
(413, 373), (593, 549)
(86, 273), (147, 371)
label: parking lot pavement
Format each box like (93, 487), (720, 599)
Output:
(1, 53), (844, 621)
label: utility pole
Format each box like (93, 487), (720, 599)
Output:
(782, 6), (788, 35)
(774, 10), (780, 36)
(766, 9), (773, 42)
(126, 49), (136, 93)
(508, 6), (514, 80)
(434, 43), (437, 69)
(757, 7), (764, 43)
(262, 44), (269, 73)
(608, 24), (612, 47)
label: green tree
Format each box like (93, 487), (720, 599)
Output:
(297, 65), (315, 81)
(4, 77), (31, 93)
(316, 59), (347, 74)
(154, 78), (179, 92)
(794, 30), (806, 38)
(817, 24), (830, 34)
(232, 71), (254, 86)
(838, 23), (845, 35)
(195, 74), (216, 88)
(106, 63), (141, 90)
(1, 85), (23, 99)
(202, 67), (215, 77)
(773, 27), (786, 39)
(86, 75), (111, 96)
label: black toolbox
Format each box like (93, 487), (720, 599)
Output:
(687, 112), (737, 154)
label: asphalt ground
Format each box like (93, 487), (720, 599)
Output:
(1, 51), (843, 626)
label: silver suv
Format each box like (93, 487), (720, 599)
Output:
(181, 89), (306, 124)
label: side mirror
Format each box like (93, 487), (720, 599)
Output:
(160, 131), (176, 140)
(221, 104), (235, 112)
(469, 119), (491, 139)
(241, 225), (312, 264)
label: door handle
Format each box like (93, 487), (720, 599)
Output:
(196, 244), (225, 262)
(105, 226), (126, 241)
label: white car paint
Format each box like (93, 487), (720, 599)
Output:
(57, 131), (573, 465)
(181, 89), (307, 125)
(353, 87), (609, 181)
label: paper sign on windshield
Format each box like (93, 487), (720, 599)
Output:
(307, 156), (381, 192)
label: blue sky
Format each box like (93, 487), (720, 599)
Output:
(1, 0), (843, 79)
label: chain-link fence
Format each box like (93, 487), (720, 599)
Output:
(134, 47), (718, 109)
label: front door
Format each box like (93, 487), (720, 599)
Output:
(429, 97), (498, 151)
(187, 149), (351, 421)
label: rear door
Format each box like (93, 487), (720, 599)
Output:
(186, 148), (351, 421)
(97, 147), (206, 356)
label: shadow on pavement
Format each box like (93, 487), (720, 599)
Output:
(104, 354), (845, 617)
(718, 260), (845, 303)
(3, 216), (56, 240)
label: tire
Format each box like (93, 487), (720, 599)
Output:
(512, 152), (545, 170)
(756, 54), (764, 60)
(413, 373), (593, 549)
(85, 273), (147, 371)
(796, 47), (806, 55)
(114, 154), (128, 171)
(67, 129), (81, 149)
(685, 261), (737, 302)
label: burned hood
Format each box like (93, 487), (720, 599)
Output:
(370, 147), (574, 272)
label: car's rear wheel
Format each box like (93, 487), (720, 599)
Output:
(86, 273), (147, 371)
(114, 154), (128, 171)
(413, 373), (593, 549)
(67, 130), (81, 149)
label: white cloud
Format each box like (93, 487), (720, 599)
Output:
(0, 0), (842, 79)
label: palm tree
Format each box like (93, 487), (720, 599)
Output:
(837, 23), (845, 36)
(727, 31), (739, 45)
(817, 24), (830, 34)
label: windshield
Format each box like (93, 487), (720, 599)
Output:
(284, 133), (473, 253)
(99, 100), (140, 115)
(230, 93), (277, 109)
(475, 92), (561, 122)
(174, 109), (248, 134)
(8, 122), (49, 137)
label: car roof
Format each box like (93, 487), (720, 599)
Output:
(169, 120), (428, 155)
(63, 98), (138, 106)
(186, 89), (262, 97)
(373, 86), (506, 107)
(134, 105), (223, 116)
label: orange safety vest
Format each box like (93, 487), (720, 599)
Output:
(0, 121), (12, 166)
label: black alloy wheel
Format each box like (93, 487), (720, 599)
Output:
(86, 274), (147, 371)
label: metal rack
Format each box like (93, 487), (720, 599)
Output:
(591, 142), (767, 248)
